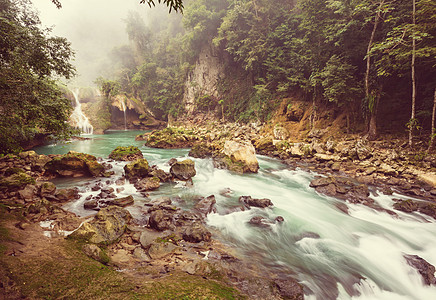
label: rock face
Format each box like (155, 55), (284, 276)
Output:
(69, 206), (132, 244)
(44, 151), (105, 177)
(183, 45), (224, 114)
(170, 159), (196, 181)
(109, 146), (143, 161)
(220, 140), (259, 173)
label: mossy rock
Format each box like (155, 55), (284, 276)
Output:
(108, 146), (143, 161)
(170, 159), (196, 181)
(44, 151), (105, 178)
(0, 172), (36, 191)
(254, 138), (276, 153)
(124, 158), (150, 179)
(188, 143), (213, 158)
(145, 128), (197, 149)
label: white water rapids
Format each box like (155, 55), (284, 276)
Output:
(58, 147), (436, 300)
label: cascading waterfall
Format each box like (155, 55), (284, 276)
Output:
(120, 99), (127, 130)
(70, 88), (93, 134)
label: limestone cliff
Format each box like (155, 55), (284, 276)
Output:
(183, 45), (225, 114)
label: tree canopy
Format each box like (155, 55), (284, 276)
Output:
(0, 0), (76, 154)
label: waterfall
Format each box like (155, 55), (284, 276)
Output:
(70, 88), (93, 134)
(120, 99), (127, 130)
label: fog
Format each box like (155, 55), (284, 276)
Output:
(32, 0), (151, 86)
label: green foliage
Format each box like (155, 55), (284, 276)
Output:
(0, 0), (76, 154)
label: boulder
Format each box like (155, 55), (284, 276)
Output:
(68, 206), (132, 244)
(134, 176), (160, 191)
(239, 196), (273, 208)
(219, 140), (259, 173)
(148, 209), (174, 231)
(149, 168), (171, 182)
(124, 158), (150, 180)
(55, 188), (79, 202)
(254, 138), (276, 154)
(148, 242), (179, 259)
(145, 127), (197, 149)
(39, 182), (56, 197)
(44, 151), (105, 177)
(108, 146), (143, 161)
(106, 195), (134, 207)
(170, 159), (196, 181)
(248, 216), (270, 228)
(182, 222), (212, 243)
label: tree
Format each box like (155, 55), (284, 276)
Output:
(0, 0), (76, 154)
(51, 0), (184, 12)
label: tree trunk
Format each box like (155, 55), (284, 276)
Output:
(409, 0), (416, 147)
(367, 89), (380, 140)
(365, 0), (384, 138)
(427, 88), (436, 152)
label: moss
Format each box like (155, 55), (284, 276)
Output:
(0, 172), (36, 191)
(109, 146), (142, 161)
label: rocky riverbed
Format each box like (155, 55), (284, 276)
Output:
(1, 125), (436, 299)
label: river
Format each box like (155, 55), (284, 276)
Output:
(33, 130), (436, 300)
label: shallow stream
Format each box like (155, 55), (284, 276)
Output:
(33, 131), (436, 300)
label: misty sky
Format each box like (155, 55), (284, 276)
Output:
(32, 0), (150, 86)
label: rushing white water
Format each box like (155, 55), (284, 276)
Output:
(52, 144), (436, 300)
(70, 88), (93, 134)
(120, 99), (127, 130)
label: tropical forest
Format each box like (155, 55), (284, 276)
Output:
(1, 0), (436, 299)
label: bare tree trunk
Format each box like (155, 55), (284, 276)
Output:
(427, 89), (436, 152)
(365, 0), (384, 139)
(409, 0), (416, 148)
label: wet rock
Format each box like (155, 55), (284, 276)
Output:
(167, 158), (177, 166)
(404, 254), (436, 285)
(134, 176), (160, 191)
(221, 140), (259, 173)
(248, 216), (270, 228)
(182, 222), (211, 243)
(84, 199), (99, 210)
(239, 196), (273, 208)
(194, 195), (216, 217)
(108, 146), (143, 161)
(55, 188), (79, 202)
(106, 195), (134, 207)
(68, 206), (132, 244)
(275, 216), (285, 223)
(124, 158), (150, 180)
(309, 177), (333, 188)
(149, 167), (171, 182)
(170, 159), (196, 181)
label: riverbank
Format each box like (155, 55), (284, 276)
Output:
(1, 125), (436, 299)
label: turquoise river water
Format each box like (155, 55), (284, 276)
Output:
(33, 131), (436, 300)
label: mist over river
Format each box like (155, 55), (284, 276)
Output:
(33, 131), (436, 300)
